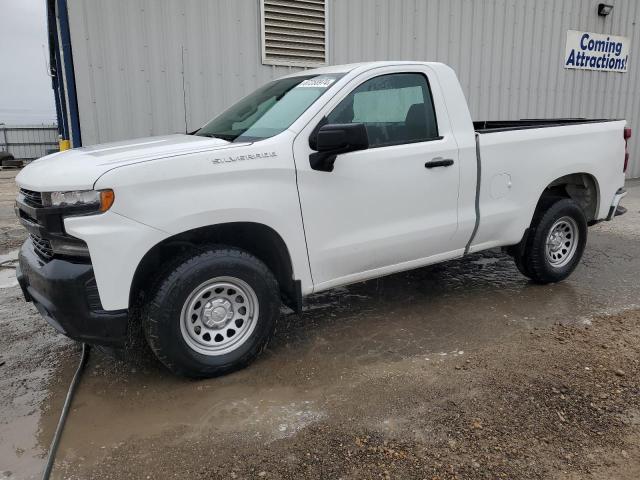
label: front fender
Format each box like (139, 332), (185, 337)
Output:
(93, 137), (313, 300)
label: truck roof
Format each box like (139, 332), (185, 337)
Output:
(283, 61), (446, 78)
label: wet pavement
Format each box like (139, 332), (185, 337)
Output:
(0, 171), (26, 255)
(1, 179), (639, 479)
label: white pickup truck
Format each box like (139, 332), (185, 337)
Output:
(15, 61), (630, 377)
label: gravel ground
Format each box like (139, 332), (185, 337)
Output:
(1, 172), (639, 479)
(75, 312), (640, 480)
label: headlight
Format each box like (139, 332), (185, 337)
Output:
(44, 189), (115, 212)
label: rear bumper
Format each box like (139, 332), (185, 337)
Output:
(17, 238), (128, 347)
(606, 188), (628, 221)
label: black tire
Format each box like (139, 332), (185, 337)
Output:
(144, 247), (280, 378)
(515, 198), (587, 284)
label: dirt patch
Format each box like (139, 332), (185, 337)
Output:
(57, 310), (640, 480)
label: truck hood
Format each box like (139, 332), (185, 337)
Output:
(16, 134), (240, 191)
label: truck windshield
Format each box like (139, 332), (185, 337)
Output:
(195, 74), (344, 143)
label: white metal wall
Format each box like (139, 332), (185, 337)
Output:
(67, 0), (640, 177)
(67, 0), (301, 147)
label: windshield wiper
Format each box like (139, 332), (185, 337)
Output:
(197, 132), (236, 141)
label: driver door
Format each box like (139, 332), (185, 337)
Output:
(293, 66), (462, 290)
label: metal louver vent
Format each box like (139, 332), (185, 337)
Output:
(261, 0), (327, 67)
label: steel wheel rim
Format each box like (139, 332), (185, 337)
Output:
(180, 276), (259, 356)
(545, 216), (579, 268)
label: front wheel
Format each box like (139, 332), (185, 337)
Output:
(515, 198), (587, 284)
(144, 247), (280, 378)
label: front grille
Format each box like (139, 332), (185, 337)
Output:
(30, 234), (53, 261)
(20, 188), (44, 208)
(18, 207), (38, 225)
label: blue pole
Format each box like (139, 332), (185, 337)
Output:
(56, 0), (82, 147)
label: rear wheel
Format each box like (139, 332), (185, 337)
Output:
(144, 247), (280, 378)
(514, 198), (587, 284)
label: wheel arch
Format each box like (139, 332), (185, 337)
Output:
(536, 172), (600, 222)
(508, 172), (600, 257)
(129, 222), (302, 313)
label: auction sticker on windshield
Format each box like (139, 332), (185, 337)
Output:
(298, 77), (336, 88)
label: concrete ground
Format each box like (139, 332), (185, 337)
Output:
(1, 172), (640, 479)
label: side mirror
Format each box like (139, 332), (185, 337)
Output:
(309, 123), (368, 172)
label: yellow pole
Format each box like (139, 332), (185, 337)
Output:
(59, 139), (70, 151)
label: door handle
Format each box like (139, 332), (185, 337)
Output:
(424, 157), (454, 169)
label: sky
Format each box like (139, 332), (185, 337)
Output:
(0, 0), (56, 125)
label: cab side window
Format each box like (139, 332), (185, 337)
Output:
(326, 73), (439, 148)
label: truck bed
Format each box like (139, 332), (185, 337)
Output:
(469, 117), (626, 253)
(473, 118), (618, 133)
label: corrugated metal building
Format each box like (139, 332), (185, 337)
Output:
(0, 125), (59, 161)
(48, 0), (640, 176)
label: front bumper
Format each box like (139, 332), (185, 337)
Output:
(16, 238), (128, 347)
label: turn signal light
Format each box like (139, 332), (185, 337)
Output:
(100, 189), (115, 212)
